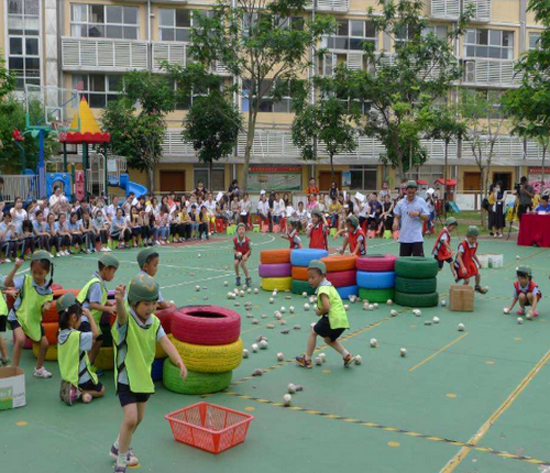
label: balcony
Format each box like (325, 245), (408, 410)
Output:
(462, 59), (521, 87)
(61, 37), (148, 72)
(152, 42), (187, 72)
(431, 0), (491, 22)
(306, 0), (349, 12)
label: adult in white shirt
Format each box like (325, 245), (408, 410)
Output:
(48, 186), (64, 209)
(204, 193), (217, 216)
(257, 193), (270, 227)
(272, 193), (285, 224)
(106, 196), (120, 220)
(10, 197), (28, 227)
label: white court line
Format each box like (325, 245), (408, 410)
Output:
(160, 273), (233, 289)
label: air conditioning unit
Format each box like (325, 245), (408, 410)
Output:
(464, 61), (476, 82)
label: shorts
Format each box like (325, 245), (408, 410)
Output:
(79, 379), (103, 393)
(0, 315), (7, 332)
(518, 293), (542, 305)
(454, 261), (479, 279)
(313, 317), (345, 342)
(79, 321), (104, 341)
(234, 254), (243, 261)
(399, 242), (425, 257)
(118, 382), (152, 407)
(8, 319), (45, 338)
(435, 257), (453, 269)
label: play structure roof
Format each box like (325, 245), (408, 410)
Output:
(434, 178), (458, 186)
(59, 97), (111, 144)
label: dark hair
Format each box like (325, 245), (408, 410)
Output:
(98, 261), (116, 271)
(58, 301), (83, 330)
(521, 176), (528, 183)
(144, 251), (159, 266)
(22, 219), (33, 232)
(35, 210), (43, 217)
(543, 195), (549, 201)
(309, 267), (323, 276)
(31, 259), (51, 273)
(160, 205), (169, 213)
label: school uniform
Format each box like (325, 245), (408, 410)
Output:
(77, 272), (108, 337)
(454, 240), (479, 279)
(513, 280), (542, 305)
(432, 227), (453, 268)
(314, 279), (350, 342)
(309, 222), (328, 250)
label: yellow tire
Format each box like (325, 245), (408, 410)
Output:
(32, 343), (58, 361)
(155, 342), (167, 359)
(261, 277), (292, 292)
(93, 346), (114, 371)
(168, 335), (243, 373)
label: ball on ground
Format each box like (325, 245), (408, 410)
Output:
(242, 349), (249, 358)
(400, 348), (407, 357)
(370, 338), (378, 348)
(354, 355), (362, 365)
(269, 298), (274, 304)
(254, 288), (259, 294)
(283, 394), (292, 406)
(433, 316), (440, 324)
(390, 309), (398, 317)
(302, 292), (308, 298)
(195, 285), (200, 292)
(280, 307), (286, 313)
(344, 304), (349, 311)
(517, 317), (524, 325)
(319, 353), (326, 362)
(314, 356), (323, 366)
(387, 299), (393, 306)
(458, 323), (465, 332)
(287, 383), (296, 394)
(503, 308), (510, 314)
(441, 300), (447, 307)
(289, 306), (295, 313)
(277, 352), (284, 361)
(259, 340), (268, 349)
(252, 343), (259, 352)
(224, 281), (229, 287)
(304, 303), (310, 311)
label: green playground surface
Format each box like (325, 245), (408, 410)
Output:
(2, 234), (550, 473)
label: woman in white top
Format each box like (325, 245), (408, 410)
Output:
(272, 193), (285, 225)
(239, 193), (252, 226)
(10, 197), (28, 228)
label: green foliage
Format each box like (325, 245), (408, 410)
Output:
(0, 57), (15, 101)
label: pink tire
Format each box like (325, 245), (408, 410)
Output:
(171, 306), (241, 346)
(326, 270), (357, 288)
(258, 263), (292, 278)
(156, 307), (180, 334)
(356, 255), (397, 272)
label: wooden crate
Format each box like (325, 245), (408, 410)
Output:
(449, 285), (474, 312)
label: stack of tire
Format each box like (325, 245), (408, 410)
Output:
(356, 255), (397, 303)
(260, 249), (292, 292)
(164, 306), (242, 395)
(322, 255), (358, 300)
(290, 249), (329, 296)
(394, 257), (439, 308)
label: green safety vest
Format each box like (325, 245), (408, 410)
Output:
(317, 285), (350, 330)
(15, 275), (53, 342)
(111, 304), (160, 394)
(58, 330), (98, 388)
(0, 293), (8, 317)
(77, 277), (107, 325)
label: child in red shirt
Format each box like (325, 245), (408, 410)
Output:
(281, 218), (303, 249)
(307, 210), (328, 251)
(453, 226), (487, 294)
(505, 266), (541, 318)
(233, 223), (252, 287)
(432, 216), (458, 279)
(337, 215), (366, 256)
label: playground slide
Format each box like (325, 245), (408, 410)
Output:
(118, 173), (148, 198)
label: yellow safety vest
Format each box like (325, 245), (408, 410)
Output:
(77, 277), (107, 325)
(15, 275), (53, 342)
(58, 330), (98, 387)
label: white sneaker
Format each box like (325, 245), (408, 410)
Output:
(100, 247), (108, 252)
(34, 367), (52, 378)
(155, 241), (161, 246)
(4, 258), (11, 263)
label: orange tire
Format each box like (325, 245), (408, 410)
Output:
(321, 255), (357, 272)
(42, 300), (59, 324)
(291, 266), (309, 281)
(43, 322), (59, 344)
(53, 288), (80, 298)
(260, 249), (292, 264)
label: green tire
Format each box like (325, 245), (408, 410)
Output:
(394, 291), (439, 308)
(358, 288), (395, 303)
(395, 257), (439, 279)
(291, 279), (315, 295)
(163, 361), (232, 395)
(395, 276), (437, 294)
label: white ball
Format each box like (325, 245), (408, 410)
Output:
(302, 292), (308, 298)
(170, 300), (175, 305)
(441, 300), (447, 307)
(387, 299), (393, 306)
(344, 304), (349, 311)
(287, 383), (296, 394)
(289, 306), (295, 313)
(319, 353), (326, 362)
(195, 285), (201, 292)
(390, 309), (398, 317)
(224, 281), (229, 287)
(368, 304), (374, 311)
(240, 290), (245, 297)
(526, 313), (533, 320)
(517, 317), (524, 325)
(314, 356), (323, 366)
(373, 303), (379, 309)
(349, 295), (356, 304)
(503, 308), (510, 314)
(458, 323), (465, 332)
(516, 255), (520, 260)
(252, 343), (259, 352)
(198, 254), (202, 258)
(234, 288), (240, 294)
(283, 394), (292, 406)
(242, 349), (249, 358)
(363, 302), (369, 310)
(269, 298), (274, 304)
(280, 307), (286, 313)
(400, 348), (407, 357)
(309, 296), (316, 304)
(370, 338), (378, 348)
(277, 352), (284, 361)
(254, 288), (259, 294)
(247, 288), (252, 294)
(259, 340), (268, 349)
(304, 303), (310, 311)
(272, 290), (277, 297)
(433, 316), (440, 324)
(226, 292), (233, 299)
(354, 355), (362, 365)
(424, 320), (432, 326)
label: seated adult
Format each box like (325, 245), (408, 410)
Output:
(535, 194), (550, 213)
(306, 178), (320, 197)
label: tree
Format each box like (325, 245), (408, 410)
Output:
(190, 0), (334, 190)
(0, 57), (15, 101)
(102, 70), (176, 191)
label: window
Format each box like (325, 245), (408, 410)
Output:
(8, 0), (40, 89)
(158, 9), (210, 41)
(350, 165), (378, 190)
(408, 165), (444, 184)
(241, 79), (293, 113)
(71, 74), (122, 108)
(464, 29), (514, 59)
(194, 165), (226, 191)
(529, 32), (541, 50)
(423, 25), (448, 40)
(71, 4), (139, 39)
(327, 20), (377, 51)
(463, 89), (505, 119)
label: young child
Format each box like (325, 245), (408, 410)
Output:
(307, 209), (328, 251)
(454, 226), (488, 294)
(5, 251), (54, 376)
(432, 216), (458, 279)
(505, 266), (541, 318)
(136, 247), (175, 310)
(296, 260), (355, 368)
(337, 215), (366, 256)
(233, 223), (252, 287)
(110, 276), (187, 473)
(281, 218), (303, 249)
(57, 292), (105, 405)
(0, 278), (11, 366)
(77, 254), (119, 365)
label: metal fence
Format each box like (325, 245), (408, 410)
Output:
(0, 175), (40, 202)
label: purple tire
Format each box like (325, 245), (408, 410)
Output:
(258, 263), (292, 278)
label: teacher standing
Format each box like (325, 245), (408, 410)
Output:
(393, 180), (430, 257)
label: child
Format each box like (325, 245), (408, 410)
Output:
(307, 210), (328, 251)
(110, 276), (187, 473)
(5, 251), (54, 376)
(57, 292), (105, 405)
(337, 215), (366, 256)
(296, 260), (355, 368)
(0, 277), (11, 366)
(432, 216), (458, 279)
(233, 223), (252, 287)
(454, 226), (488, 294)
(136, 247), (175, 310)
(77, 254), (119, 365)
(281, 218), (303, 249)
(505, 266), (541, 318)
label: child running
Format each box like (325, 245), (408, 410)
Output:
(307, 210), (328, 251)
(5, 251), (54, 376)
(505, 266), (541, 318)
(110, 276), (187, 473)
(57, 292), (105, 405)
(281, 218), (303, 249)
(136, 247), (175, 309)
(337, 215), (366, 256)
(454, 226), (488, 294)
(432, 216), (458, 279)
(233, 223), (252, 287)
(296, 260), (355, 368)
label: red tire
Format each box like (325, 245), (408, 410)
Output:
(321, 255), (357, 272)
(260, 249), (292, 264)
(356, 255), (397, 272)
(326, 270), (357, 288)
(42, 300), (59, 324)
(291, 266), (309, 281)
(43, 322), (58, 344)
(156, 307), (179, 334)
(171, 306), (241, 346)
(50, 283), (63, 291)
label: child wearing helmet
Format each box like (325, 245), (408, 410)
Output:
(307, 210), (328, 251)
(453, 226), (488, 294)
(432, 217), (458, 279)
(281, 218), (303, 249)
(505, 266), (541, 318)
(4, 251), (54, 377)
(110, 275), (186, 473)
(336, 215), (366, 256)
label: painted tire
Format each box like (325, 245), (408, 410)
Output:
(53, 288), (80, 298)
(321, 255), (357, 272)
(42, 301), (59, 324)
(93, 346), (114, 371)
(356, 271), (395, 290)
(356, 255), (397, 272)
(258, 263), (292, 278)
(32, 342), (58, 361)
(151, 358), (165, 382)
(155, 307), (179, 335)
(260, 249), (292, 264)
(336, 285), (359, 300)
(261, 277), (292, 292)
(50, 283), (63, 291)
(358, 287), (396, 303)
(290, 249), (329, 267)
(171, 306), (241, 346)
(43, 322), (58, 344)
(169, 335), (243, 373)
(395, 276), (437, 294)
(326, 270), (357, 288)
(155, 342), (167, 359)
(395, 291), (439, 308)
(163, 361), (232, 395)
(395, 257), (439, 279)
(291, 266), (309, 281)
(291, 279), (315, 296)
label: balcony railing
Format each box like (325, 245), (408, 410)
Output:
(462, 59), (521, 86)
(431, 0), (491, 21)
(306, 0), (349, 12)
(152, 42), (187, 72)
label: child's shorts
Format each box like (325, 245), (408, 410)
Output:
(0, 315), (7, 332)
(8, 319), (45, 337)
(79, 379), (104, 393)
(436, 256), (453, 269)
(78, 321), (104, 341)
(455, 261), (479, 279)
(313, 317), (345, 342)
(234, 255), (243, 261)
(117, 383), (151, 407)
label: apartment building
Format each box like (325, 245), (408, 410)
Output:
(0, 0), (547, 193)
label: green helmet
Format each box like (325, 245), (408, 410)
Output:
(308, 259), (327, 275)
(137, 247), (158, 269)
(56, 293), (77, 315)
(445, 217), (458, 227)
(516, 265), (532, 277)
(346, 215), (359, 228)
(311, 209), (323, 219)
(237, 223), (246, 229)
(99, 253), (120, 269)
(466, 225), (480, 237)
(31, 250), (53, 264)
(128, 273), (159, 304)
(405, 180), (418, 189)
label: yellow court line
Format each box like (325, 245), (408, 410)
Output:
(409, 333), (469, 373)
(502, 248), (549, 270)
(440, 349), (550, 473)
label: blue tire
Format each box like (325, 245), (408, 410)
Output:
(290, 249), (329, 267)
(356, 271), (395, 289)
(151, 358), (165, 382)
(336, 285), (359, 300)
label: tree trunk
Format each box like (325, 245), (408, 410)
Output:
(479, 166), (485, 228)
(330, 153), (334, 182)
(443, 139), (449, 218)
(147, 166), (154, 193)
(241, 110), (257, 192)
(541, 145), (547, 192)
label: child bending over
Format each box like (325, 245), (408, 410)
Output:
(505, 266), (541, 318)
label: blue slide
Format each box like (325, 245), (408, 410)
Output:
(117, 173), (148, 198)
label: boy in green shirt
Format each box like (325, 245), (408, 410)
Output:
(296, 260), (356, 368)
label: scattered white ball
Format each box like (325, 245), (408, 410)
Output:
(283, 394), (292, 406)
(252, 343), (259, 352)
(259, 340), (268, 349)
(370, 338), (378, 348)
(516, 255), (520, 260)
(424, 320), (432, 326)
(170, 300), (175, 305)
(517, 317), (524, 325)
(309, 296), (316, 304)
(413, 309), (422, 316)
(319, 353), (326, 363)
(354, 355), (362, 365)
(280, 306), (286, 313)
(269, 298), (274, 304)
(344, 304), (349, 311)
(368, 304), (374, 311)
(400, 348), (407, 357)
(293, 324), (301, 330)
(251, 319), (259, 325)
(304, 303), (310, 311)
(197, 254), (202, 258)
(433, 316), (440, 324)
(349, 295), (357, 304)
(484, 286), (489, 293)
(302, 292), (308, 298)
(247, 288), (252, 294)
(287, 383), (296, 394)
(277, 352), (284, 361)
(458, 323), (465, 332)
(503, 308), (510, 314)
(226, 292), (233, 300)
(526, 312), (533, 320)
(387, 299), (393, 306)
(363, 302), (369, 311)
(234, 288), (240, 294)
(289, 306), (295, 313)
(314, 356), (323, 366)
(390, 309), (398, 317)
(441, 300), (447, 307)
(240, 290), (245, 297)
(254, 288), (259, 294)
(242, 349), (249, 358)
(252, 369), (263, 377)
(224, 281), (229, 287)
(272, 290), (278, 297)
(195, 285), (201, 292)
(373, 303), (379, 309)
(280, 319), (287, 326)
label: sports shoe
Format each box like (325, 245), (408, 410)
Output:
(110, 445), (139, 466)
(516, 308), (525, 316)
(59, 380), (81, 406)
(100, 247), (108, 252)
(343, 354), (356, 367)
(114, 464), (127, 473)
(475, 285), (488, 294)
(34, 367), (52, 378)
(235, 277), (241, 287)
(245, 278), (252, 287)
(295, 355), (312, 369)
(4, 258), (11, 263)
(1, 357), (12, 366)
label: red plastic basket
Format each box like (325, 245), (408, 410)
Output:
(165, 402), (254, 454)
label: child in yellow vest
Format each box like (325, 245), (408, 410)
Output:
(296, 260), (356, 368)
(110, 275), (187, 473)
(136, 247), (175, 310)
(57, 292), (105, 405)
(5, 251), (54, 377)
(77, 253), (119, 366)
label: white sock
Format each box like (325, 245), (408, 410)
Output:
(113, 437), (120, 449)
(117, 452), (127, 466)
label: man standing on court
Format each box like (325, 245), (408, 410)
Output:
(393, 180), (430, 257)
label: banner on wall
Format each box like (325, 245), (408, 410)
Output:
(342, 171), (351, 187)
(248, 166), (302, 191)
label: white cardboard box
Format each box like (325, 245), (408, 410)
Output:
(0, 366), (26, 410)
